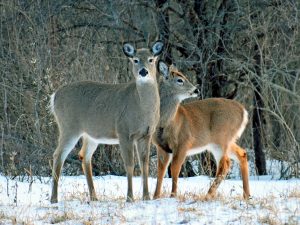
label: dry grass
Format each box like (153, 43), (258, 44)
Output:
(258, 214), (281, 225)
(0, 215), (17, 225)
(176, 189), (235, 203)
(0, 212), (4, 221)
(257, 197), (279, 212)
(0, 210), (22, 225)
(288, 188), (300, 199)
(82, 221), (93, 225)
(49, 211), (75, 224)
(61, 183), (127, 203)
(1, 175), (299, 224)
(166, 187), (299, 225)
(0, 191), (298, 225)
(63, 190), (90, 203)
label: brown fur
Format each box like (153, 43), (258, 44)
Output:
(153, 63), (250, 200)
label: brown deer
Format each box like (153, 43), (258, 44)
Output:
(49, 41), (164, 203)
(153, 61), (250, 200)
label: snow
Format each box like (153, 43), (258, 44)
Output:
(0, 172), (299, 224)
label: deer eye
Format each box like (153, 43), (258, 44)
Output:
(148, 58), (154, 63)
(133, 59), (139, 64)
(176, 78), (184, 85)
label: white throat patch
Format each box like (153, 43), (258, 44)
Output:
(177, 93), (197, 102)
(136, 75), (155, 84)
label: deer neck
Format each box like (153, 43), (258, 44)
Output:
(136, 79), (160, 119)
(158, 81), (181, 127)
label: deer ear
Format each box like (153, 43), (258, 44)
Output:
(151, 41), (164, 56)
(158, 60), (169, 79)
(123, 43), (136, 58)
(169, 64), (178, 72)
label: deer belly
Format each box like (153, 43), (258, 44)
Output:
(187, 143), (220, 156)
(83, 133), (119, 145)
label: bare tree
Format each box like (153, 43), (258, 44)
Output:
(0, 0), (299, 179)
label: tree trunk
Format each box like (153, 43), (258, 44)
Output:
(155, 0), (172, 64)
(252, 44), (267, 175)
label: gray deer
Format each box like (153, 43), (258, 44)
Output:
(50, 41), (164, 203)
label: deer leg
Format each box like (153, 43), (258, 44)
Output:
(231, 143), (250, 199)
(78, 138), (88, 161)
(136, 136), (151, 200)
(119, 138), (135, 202)
(170, 151), (187, 198)
(153, 146), (172, 199)
(206, 154), (231, 200)
(51, 135), (79, 203)
(81, 137), (98, 201)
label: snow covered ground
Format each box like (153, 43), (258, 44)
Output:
(0, 172), (299, 224)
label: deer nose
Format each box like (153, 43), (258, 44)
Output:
(193, 88), (200, 95)
(139, 68), (148, 77)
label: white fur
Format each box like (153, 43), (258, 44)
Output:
(177, 93), (197, 102)
(136, 75), (156, 84)
(152, 42), (164, 55)
(123, 43), (135, 57)
(187, 143), (222, 168)
(187, 143), (217, 156)
(187, 143), (242, 167)
(209, 144), (224, 166)
(165, 153), (173, 165)
(82, 135), (99, 160)
(60, 136), (81, 162)
(164, 153), (173, 178)
(49, 93), (56, 114)
(235, 109), (248, 140)
(83, 133), (119, 145)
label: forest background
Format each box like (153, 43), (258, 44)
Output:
(0, 0), (299, 180)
